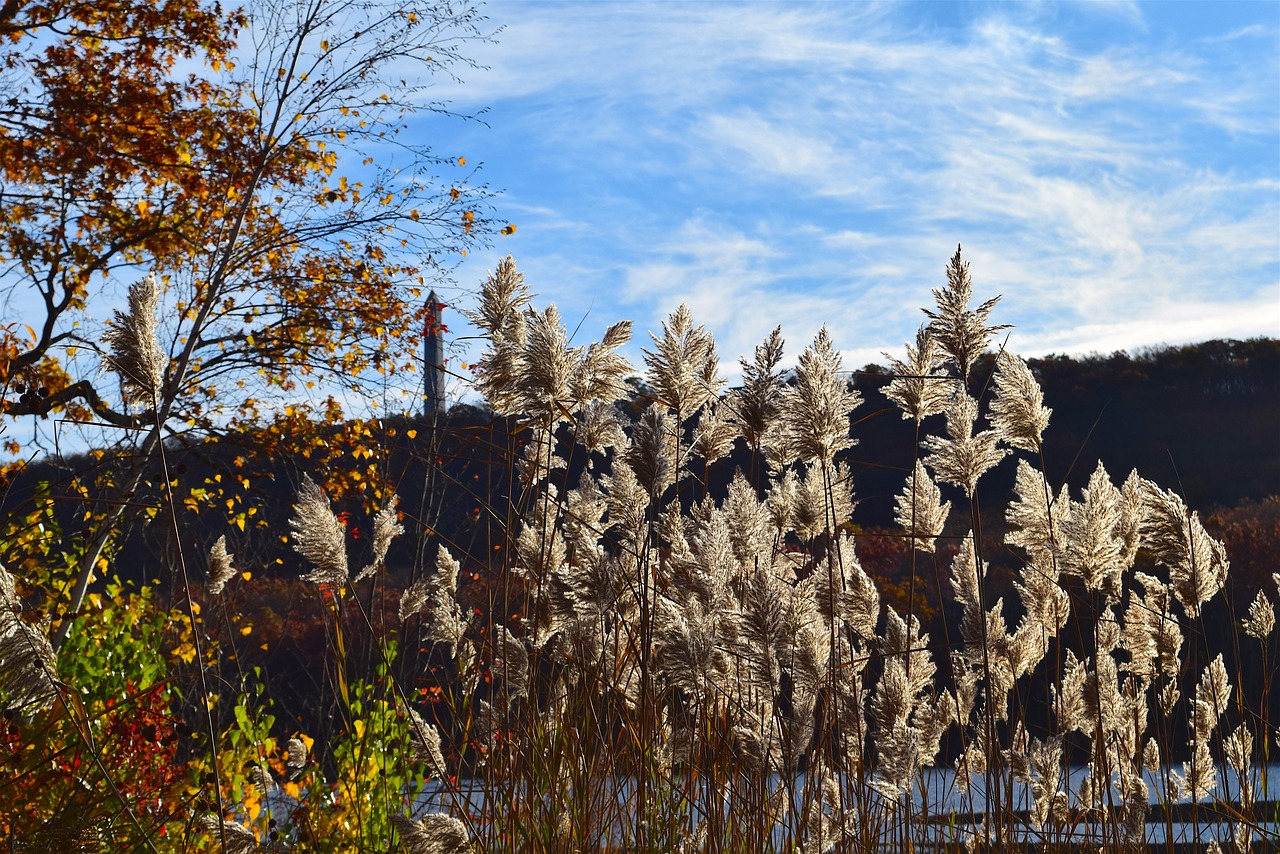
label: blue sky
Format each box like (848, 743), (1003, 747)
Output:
(420, 0), (1278, 393)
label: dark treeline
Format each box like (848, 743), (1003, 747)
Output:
(3, 337), (1278, 763)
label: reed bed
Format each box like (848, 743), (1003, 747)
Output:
(2, 248), (1276, 853)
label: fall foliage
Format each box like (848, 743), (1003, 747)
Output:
(0, 0), (499, 649)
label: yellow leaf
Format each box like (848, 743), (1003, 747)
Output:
(406, 429), (417, 439)
(136, 199), (149, 216)
(241, 571), (252, 581)
(457, 156), (466, 166)
(240, 624), (253, 636)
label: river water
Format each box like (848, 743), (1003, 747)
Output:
(411, 763), (1280, 850)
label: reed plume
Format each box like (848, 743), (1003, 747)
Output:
(1141, 480), (1229, 618)
(1243, 588), (1275, 639)
(882, 325), (951, 422)
(197, 816), (259, 854)
(390, 813), (471, 854)
(0, 562), (59, 711)
(354, 493), (404, 582)
(290, 475), (349, 586)
(412, 545), (468, 657)
(465, 256), (533, 416)
(923, 246), (1010, 380)
(773, 326), (860, 466)
(206, 534), (237, 597)
(101, 272), (166, 405)
(729, 325), (786, 450)
(894, 460), (950, 553)
(405, 705), (448, 779)
(284, 737), (308, 781)
(989, 349), (1051, 452)
(921, 391), (1006, 497)
(643, 303), (722, 419)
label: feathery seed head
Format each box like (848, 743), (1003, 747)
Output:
(1244, 589), (1275, 639)
(880, 607), (936, 698)
(1058, 463), (1129, 593)
(101, 273), (166, 405)
(406, 706), (448, 777)
(573, 320), (634, 407)
(466, 255), (532, 335)
(355, 493), (404, 583)
(627, 403), (675, 495)
(490, 625), (529, 709)
(723, 472), (772, 566)
(247, 762), (277, 794)
(1141, 480), (1229, 618)
(575, 398), (628, 454)
(400, 576), (431, 623)
(520, 304), (578, 423)
(207, 535), (236, 596)
(691, 398), (737, 465)
(766, 468), (798, 537)
(814, 532), (880, 639)
(1197, 654), (1231, 724)
(1224, 724), (1253, 781)
(420, 546), (468, 655)
(895, 460), (950, 554)
(285, 737), (308, 780)
(1005, 459), (1067, 556)
(290, 475), (349, 586)
(655, 597), (732, 701)
(466, 257), (533, 414)
(731, 325), (786, 449)
(643, 304), (722, 419)
(1143, 739), (1161, 773)
(197, 816), (258, 854)
(774, 326), (860, 466)
(1053, 650), (1088, 733)
(0, 562), (59, 711)
(391, 813), (471, 854)
(1014, 550), (1070, 635)
(604, 458), (651, 537)
(921, 391), (1006, 497)
(989, 350), (1051, 452)
(882, 325), (952, 422)
(922, 245), (1011, 379)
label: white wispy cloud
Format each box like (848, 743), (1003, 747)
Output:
(429, 1), (1277, 390)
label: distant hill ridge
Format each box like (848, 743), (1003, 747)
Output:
(3, 337), (1277, 580)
